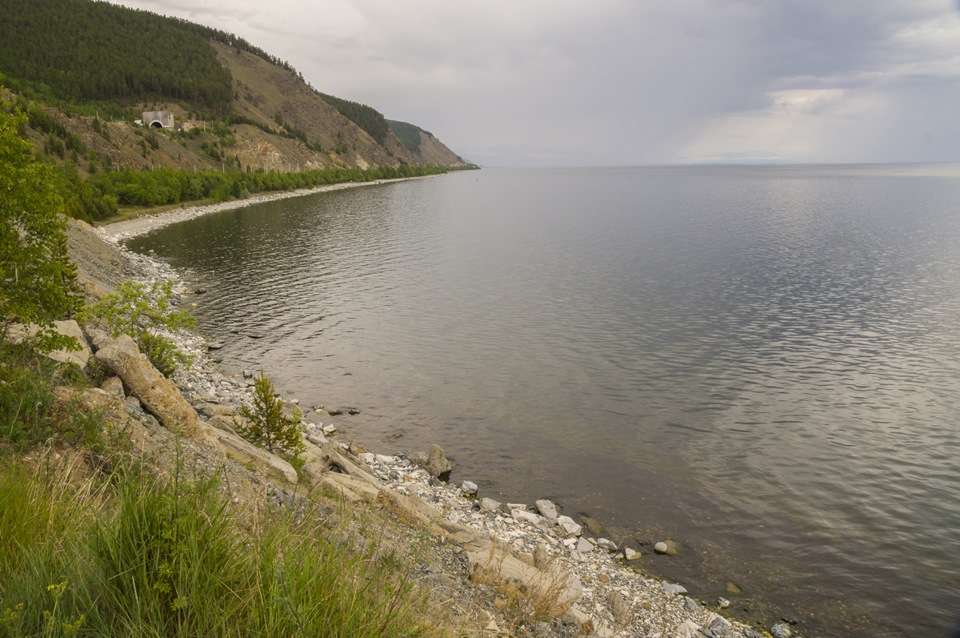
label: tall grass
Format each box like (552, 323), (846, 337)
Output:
(0, 459), (433, 637)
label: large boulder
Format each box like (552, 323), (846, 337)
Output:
(94, 334), (201, 439)
(410, 443), (454, 480)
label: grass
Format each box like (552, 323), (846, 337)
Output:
(0, 338), (439, 637)
(0, 454), (435, 637)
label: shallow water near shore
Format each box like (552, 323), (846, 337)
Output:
(129, 165), (960, 637)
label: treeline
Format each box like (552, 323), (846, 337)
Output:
(60, 164), (448, 222)
(319, 93), (390, 145)
(0, 0), (232, 111)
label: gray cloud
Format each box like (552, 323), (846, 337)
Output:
(107, 0), (960, 165)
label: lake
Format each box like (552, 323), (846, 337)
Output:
(129, 165), (960, 637)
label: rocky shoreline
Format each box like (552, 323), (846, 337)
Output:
(67, 204), (804, 637)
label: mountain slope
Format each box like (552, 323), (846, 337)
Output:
(0, 0), (469, 173)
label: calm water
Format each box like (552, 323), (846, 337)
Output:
(130, 166), (960, 637)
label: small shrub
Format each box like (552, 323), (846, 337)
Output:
(236, 371), (305, 464)
(78, 280), (196, 377)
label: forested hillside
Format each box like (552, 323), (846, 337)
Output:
(0, 0), (233, 110)
(0, 0), (473, 223)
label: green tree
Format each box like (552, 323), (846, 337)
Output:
(0, 108), (81, 352)
(235, 371), (305, 463)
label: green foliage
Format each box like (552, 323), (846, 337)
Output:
(78, 280), (196, 377)
(67, 163), (448, 218)
(236, 371), (306, 463)
(388, 120), (424, 154)
(93, 471), (247, 634)
(0, 341), (103, 450)
(0, 461), (432, 637)
(0, 0), (233, 111)
(0, 108), (82, 353)
(319, 93), (390, 145)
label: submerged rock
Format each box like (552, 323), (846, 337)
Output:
(654, 539), (681, 556)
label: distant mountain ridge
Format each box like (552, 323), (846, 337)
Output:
(0, 0), (470, 174)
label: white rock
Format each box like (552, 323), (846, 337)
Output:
(534, 499), (559, 522)
(770, 623), (792, 638)
(479, 497), (501, 513)
(461, 480), (478, 496)
(557, 515), (583, 537)
(597, 538), (618, 552)
(623, 547), (640, 561)
(654, 541), (669, 554)
(512, 509), (541, 525)
(576, 537), (594, 554)
(672, 619), (702, 638)
(322, 424), (337, 435)
(661, 582), (687, 595)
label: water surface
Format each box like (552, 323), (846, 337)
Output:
(130, 166), (960, 637)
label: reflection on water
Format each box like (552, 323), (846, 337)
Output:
(130, 166), (960, 637)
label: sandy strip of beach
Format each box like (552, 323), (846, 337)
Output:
(98, 177), (428, 242)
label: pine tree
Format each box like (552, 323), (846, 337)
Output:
(235, 371), (305, 461)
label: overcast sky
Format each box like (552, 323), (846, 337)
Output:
(107, 0), (960, 167)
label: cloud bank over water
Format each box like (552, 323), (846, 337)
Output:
(109, 0), (960, 166)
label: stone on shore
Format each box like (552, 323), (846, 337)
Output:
(673, 619), (702, 638)
(95, 334), (201, 439)
(534, 498), (559, 523)
(512, 508), (541, 526)
(661, 582), (687, 595)
(623, 546), (641, 561)
(596, 538), (618, 552)
(410, 443), (455, 480)
(557, 515), (583, 538)
(770, 623), (792, 638)
(479, 497), (501, 513)
(461, 480), (478, 496)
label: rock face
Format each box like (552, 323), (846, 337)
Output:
(94, 334), (201, 439)
(411, 443), (454, 480)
